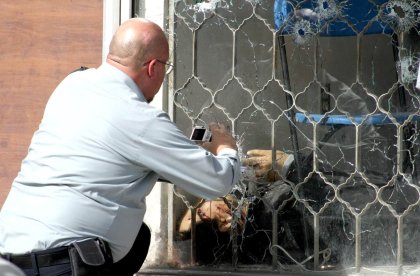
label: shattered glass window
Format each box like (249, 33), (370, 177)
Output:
(166, 0), (420, 274)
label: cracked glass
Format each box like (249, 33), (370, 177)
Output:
(165, 0), (420, 274)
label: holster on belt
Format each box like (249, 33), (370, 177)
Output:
(69, 238), (113, 275)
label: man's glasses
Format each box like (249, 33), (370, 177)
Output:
(156, 59), (174, 75)
(143, 59), (174, 75)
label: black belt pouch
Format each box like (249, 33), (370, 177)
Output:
(68, 238), (113, 276)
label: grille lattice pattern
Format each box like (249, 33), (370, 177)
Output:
(169, 0), (420, 274)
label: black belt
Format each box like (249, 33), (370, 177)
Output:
(1, 246), (70, 270)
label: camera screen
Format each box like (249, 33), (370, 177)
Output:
(191, 128), (206, 140)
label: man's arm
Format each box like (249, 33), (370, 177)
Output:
(138, 114), (241, 199)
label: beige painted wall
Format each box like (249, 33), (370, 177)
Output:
(0, 1), (103, 207)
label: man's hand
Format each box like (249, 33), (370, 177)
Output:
(179, 197), (247, 233)
(243, 149), (291, 181)
(202, 123), (237, 155)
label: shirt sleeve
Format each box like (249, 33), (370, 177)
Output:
(135, 112), (241, 200)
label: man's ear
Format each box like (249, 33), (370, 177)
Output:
(146, 59), (156, 78)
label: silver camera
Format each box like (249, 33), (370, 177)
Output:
(190, 126), (212, 142)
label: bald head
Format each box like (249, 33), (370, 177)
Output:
(106, 19), (170, 102)
(107, 18), (168, 70)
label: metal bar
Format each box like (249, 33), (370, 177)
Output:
(397, 216), (403, 275)
(355, 215), (361, 273)
(272, 209), (279, 268)
(191, 208), (197, 265)
(313, 214), (320, 269)
(277, 34), (303, 182)
(277, 34), (312, 264)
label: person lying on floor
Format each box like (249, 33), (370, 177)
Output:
(177, 149), (311, 266)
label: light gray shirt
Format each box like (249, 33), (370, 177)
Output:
(0, 63), (240, 261)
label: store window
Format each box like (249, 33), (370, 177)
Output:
(155, 0), (420, 274)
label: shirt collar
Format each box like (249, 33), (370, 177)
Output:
(98, 63), (147, 102)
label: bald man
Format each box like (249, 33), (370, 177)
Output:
(0, 18), (240, 275)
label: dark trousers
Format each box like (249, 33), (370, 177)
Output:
(10, 223), (151, 276)
(108, 223), (151, 275)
